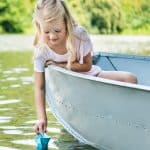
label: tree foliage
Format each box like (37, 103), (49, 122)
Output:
(120, 0), (150, 33)
(67, 0), (124, 34)
(0, 0), (149, 34)
(0, 0), (35, 33)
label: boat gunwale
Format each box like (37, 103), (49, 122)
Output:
(94, 52), (150, 61)
(46, 65), (150, 92)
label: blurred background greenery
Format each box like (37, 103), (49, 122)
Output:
(0, 0), (150, 34)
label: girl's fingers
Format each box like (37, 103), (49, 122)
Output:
(45, 60), (55, 67)
(34, 124), (39, 134)
(34, 122), (46, 134)
(43, 125), (47, 133)
(46, 60), (54, 64)
(38, 124), (43, 133)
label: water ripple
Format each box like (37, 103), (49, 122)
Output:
(0, 126), (32, 130)
(3, 129), (23, 135)
(0, 108), (12, 111)
(0, 96), (5, 99)
(5, 77), (18, 81)
(0, 99), (21, 105)
(0, 116), (12, 123)
(3, 67), (29, 74)
(11, 139), (58, 149)
(9, 84), (21, 88)
(0, 146), (20, 150)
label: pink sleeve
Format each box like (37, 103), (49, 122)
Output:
(76, 28), (93, 64)
(82, 38), (93, 57)
(34, 47), (45, 72)
(33, 44), (49, 72)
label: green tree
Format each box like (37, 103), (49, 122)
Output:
(0, 0), (149, 34)
(0, 0), (34, 33)
(120, 0), (150, 34)
(66, 0), (124, 34)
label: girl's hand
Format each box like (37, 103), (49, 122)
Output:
(45, 60), (56, 67)
(45, 60), (67, 69)
(34, 119), (47, 134)
(56, 62), (67, 68)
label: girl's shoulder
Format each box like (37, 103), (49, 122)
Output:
(34, 43), (48, 50)
(73, 25), (90, 41)
(34, 43), (49, 59)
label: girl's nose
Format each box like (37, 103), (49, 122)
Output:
(49, 32), (58, 40)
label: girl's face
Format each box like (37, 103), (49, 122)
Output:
(40, 20), (67, 47)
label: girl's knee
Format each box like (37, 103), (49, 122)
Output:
(125, 73), (138, 84)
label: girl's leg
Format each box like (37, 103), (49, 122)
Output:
(97, 71), (137, 84)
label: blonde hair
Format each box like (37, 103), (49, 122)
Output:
(33, 0), (77, 69)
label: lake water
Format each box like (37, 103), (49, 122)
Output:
(0, 51), (98, 150)
(1, 50), (150, 150)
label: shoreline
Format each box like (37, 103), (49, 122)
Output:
(0, 34), (150, 52)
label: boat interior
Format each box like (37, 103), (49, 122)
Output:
(93, 52), (150, 87)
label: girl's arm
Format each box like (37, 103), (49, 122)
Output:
(45, 52), (92, 72)
(34, 72), (47, 133)
(70, 52), (92, 72)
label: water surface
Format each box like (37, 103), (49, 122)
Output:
(0, 51), (97, 150)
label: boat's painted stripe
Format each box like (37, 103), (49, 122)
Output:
(46, 66), (150, 91)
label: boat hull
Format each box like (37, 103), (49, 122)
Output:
(45, 65), (150, 150)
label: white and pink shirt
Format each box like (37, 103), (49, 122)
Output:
(34, 26), (101, 76)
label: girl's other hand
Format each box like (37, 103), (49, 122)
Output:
(34, 119), (47, 134)
(45, 60), (56, 67)
(45, 60), (67, 69)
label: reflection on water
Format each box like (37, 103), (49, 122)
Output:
(22, 132), (35, 136)
(47, 127), (61, 133)
(11, 67), (29, 73)
(3, 70), (14, 74)
(0, 117), (12, 123)
(0, 146), (20, 150)
(1, 87), (7, 90)
(0, 51), (98, 150)
(3, 129), (23, 135)
(0, 108), (12, 111)
(12, 139), (58, 149)
(1, 79), (6, 82)
(0, 120), (10, 123)
(0, 99), (21, 105)
(9, 84), (21, 88)
(24, 120), (36, 124)
(0, 96), (6, 99)
(5, 77), (18, 81)
(21, 76), (34, 85)
(0, 126), (32, 130)
(20, 76), (34, 82)
(3, 67), (29, 74)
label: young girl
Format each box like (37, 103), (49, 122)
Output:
(33, 0), (137, 134)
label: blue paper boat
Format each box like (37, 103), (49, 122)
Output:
(35, 133), (51, 150)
